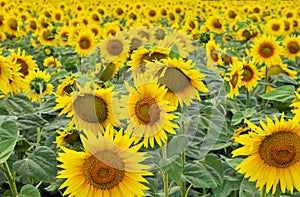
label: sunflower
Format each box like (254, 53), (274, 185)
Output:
(156, 33), (188, 58)
(127, 47), (169, 76)
(266, 62), (297, 80)
(3, 14), (22, 36)
(206, 38), (223, 68)
(7, 60), (23, 94)
(232, 113), (300, 194)
(43, 56), (62, 69)
(55, 84), (118, 133)
(240, 59), (260, 92)
(56, 75), (78, 97)
(146, 57), (209, 108)
(225, 59), (243, 98)
(205, 15), (226, 34)
(73, 28), (97, 57)
(0, 56), (13, 94)
(282, 34), (300, 61)
(24, 70), (54, 102)
(57, 124), (152, 197)
(247, 34), (283, 66)
(8, 47), (38, 80)
(38, 27), (57, 46)
(58, 26), (70, 46)
(119, 75), (178, 148)
(93, 60), (123, 84)
(56, 126), (79, 148)
(98, 35), (130, 63)
(264, 18), (285, 37)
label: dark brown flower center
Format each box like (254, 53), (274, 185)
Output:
(242, 65), (254, 82)
(9, 18), (18, 31)
(287, 41), (300, 54)
(79, 37), (91, 49)
(83, 151), (125, 190)
(259, 43), (274, 58)
(212, 18), (222, 29)
(106, 39), (123, 56)
(73, 94), (108, 123)
(158, 67), (191, 93)
(42, 30), (55, 41)
(259, 131), (300, 168)
(135, 97), (160, 125)
(272, 24), (280, 31)
(17, 59), (29, 77)
(230, 72), (239, 88)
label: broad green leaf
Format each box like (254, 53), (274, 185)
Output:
(270, 74), (298, 85)
(260, 85), (295, 102)
(0, 94), (34, 114)
(19, 184), (41, 197)
(231, 108), (256, 125)
(49, 69), (68, 84)
(182, 154), (224, 188)
(13, 146), (57, 183)
(167, 135), (188, 157)
(159, 156), (183, 185)
(239, 178), (260, 197)
(0, 120), (18, 164)
(17, 115), (48, 130)
(169, 44), (180, 59)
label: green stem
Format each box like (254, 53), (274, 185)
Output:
(36, 128), (41, 147)
(263, 65), (268, 109)
(180, 109), (186, 197)
(162, 144), (169, 197)
(260, 188), (265, 197)
(246, 90), (250, 108)
(1, 162), (18, 197)
(184, 184), (193, 197)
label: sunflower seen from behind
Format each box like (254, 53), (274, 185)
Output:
(232, 113), (300, 195)
(57, 124), (152, 197)
(119, 75), (178, 148)
(146, 57), (209, 108)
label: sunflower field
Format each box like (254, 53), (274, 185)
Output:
(1, 0), (300, 196)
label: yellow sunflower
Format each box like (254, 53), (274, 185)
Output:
(247, 34), (283, 66)
(93, 60), (123, 84)
(43, 56), (62, 69)
(55, 126), (79, 148)
(98, 34), (130, 63)
(8, 47), (38, 80)
(264, 18), (285, 37)
(57, 124), (152, 197)
(205, 15), (226, 34)
(240, 59), (260, 92)
(282, 34), (300, 61)
(206, 38), (223, 68)
(24, 70), (54, 102)
(58, 26), (70, 47)
(146, 57), (209, 108)
(127, 47), (169, 76)
(267, 62), (297, 80)
(0, 56), (13, 94)
(225, 59), (243, 98)
(38, 27), (57, 46)
(119, 75), (178, 148)
(55, 84), (118, 133)
(3, 14), (22, 36)
(232, 113), (300, 194)
(56, 75), (78, 97)
(73, 28), (97, 57)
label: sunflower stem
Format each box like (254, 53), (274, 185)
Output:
(263, 64), (268, 109)
(184, 184), (193, 197)
(162, 144), (169, 197)
(1, 161), (18, 197)
(246, 90), (250, 108)
(260, 188), (266, 197)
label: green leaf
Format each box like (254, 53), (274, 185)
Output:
(169, 44), (180, 59)
(270, 74), (298, 85)
(13, 146), (57, 183)
(159, 156), (183, 185)
(49, 69), (68, 84)
(0, 95), (34, 114)
(167, 135), (188, 157)
(17, 115), (48, 130)
(0, 120), (18, 163)
(182, 154), (224, 188)
(260, 85), (295, 102)
(231, 108), (256, 125)
(19, 184), (41, 197)
(239, 178), (260, 197)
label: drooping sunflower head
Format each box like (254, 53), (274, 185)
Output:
(57, 124), (152, 197)
(56, 126), (80, 148)
(145, 57), (209, 108)
(56, 75), (78, 97)
(119, 75), (179, 148)
(232, 113), (300, 194)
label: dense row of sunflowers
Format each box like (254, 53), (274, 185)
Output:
(1, 0), (300, 196)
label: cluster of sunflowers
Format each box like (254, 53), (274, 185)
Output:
(1, 0), (300, 196)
